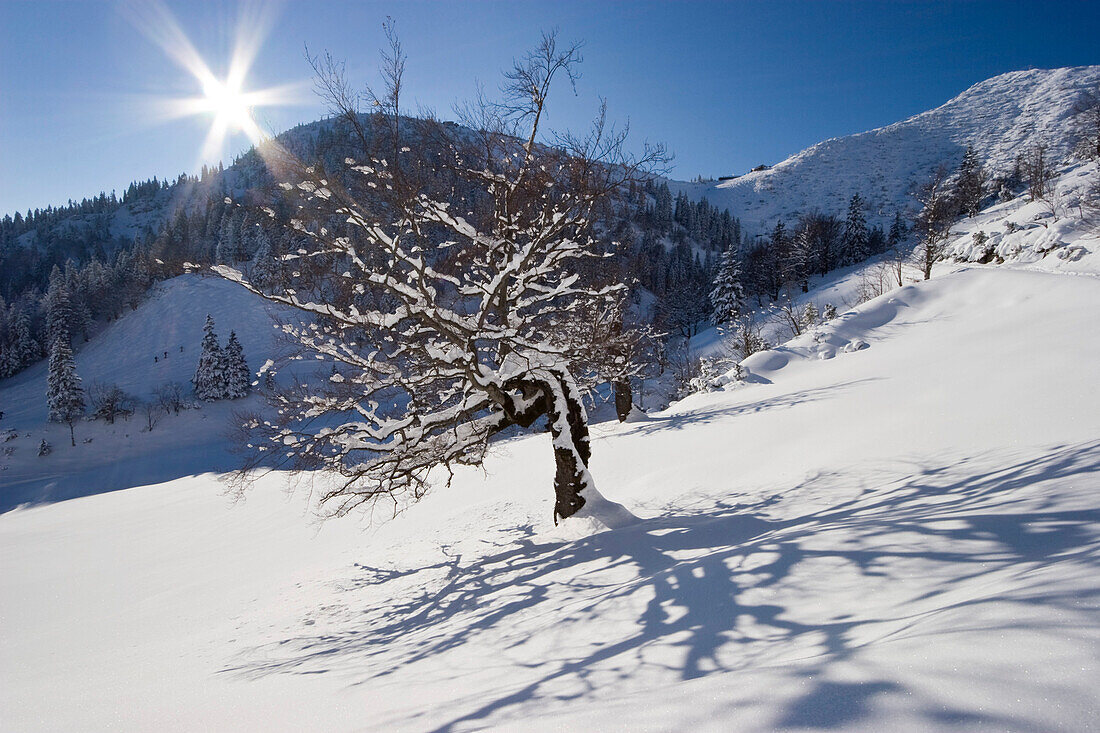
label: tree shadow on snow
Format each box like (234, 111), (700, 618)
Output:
(220, 440), (1100, 731)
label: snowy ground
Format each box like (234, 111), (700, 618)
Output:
(2, 248), (1099, 729)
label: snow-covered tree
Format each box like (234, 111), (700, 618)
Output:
(710, 245), (745, 325)
(887, 211), (906, 250)
(219, 31), (664, 523)
(568, 295), (660, 422)
(43, 266), (75, 347)
(192, 314), (227, 401)
(3, 307), (39, 377)
(47, 336), (86, 446)
(223, 331), (251, 399)
(954, 146), (987, 217)
(841, 193), (869, 265)
(913, 166), (956, 280)
(801, 301), (819, 331)
(215, 212), (241, 264)
(248, 228), (280, 289)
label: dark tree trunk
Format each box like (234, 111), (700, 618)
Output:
(546, 376), (592, 523)
(68, 421), (76, 447)
(491, 374), (596, 524)
(614, 379), (632, 422)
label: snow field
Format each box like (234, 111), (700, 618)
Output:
(2, 262), (1099, 730)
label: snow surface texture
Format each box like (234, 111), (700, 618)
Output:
(2, 256), (1099, 730)
(675, 66), (1100, 233)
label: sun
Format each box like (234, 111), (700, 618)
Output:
(121, 0), (308, 165)
(201, 77), (255, 132)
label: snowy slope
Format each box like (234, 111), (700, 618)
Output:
(675, 66), (1100, 233)
(0, 274), (307, 510)
(2, 258), (1099, 730)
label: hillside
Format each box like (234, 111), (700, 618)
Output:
(676, 66), (1100, 233)
(2, 254), (1098, 730)
(0, 274), (305, 510)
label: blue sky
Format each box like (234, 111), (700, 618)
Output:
(2, 0), (1098, 216)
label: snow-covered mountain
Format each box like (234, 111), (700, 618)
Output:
(675, 66), (1100, 233)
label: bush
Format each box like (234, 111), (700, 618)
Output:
(89, 383), (136, 424)
(154, 382), (186, 415)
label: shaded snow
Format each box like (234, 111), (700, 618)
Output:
(0, 274), (306, 510)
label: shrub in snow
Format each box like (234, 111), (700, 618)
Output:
(37, 439), (51, 456)
(687, 357), (725, 394)
(89, 383), (136, 424)
(154, 382), (186, 415)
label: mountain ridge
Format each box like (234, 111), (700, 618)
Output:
(674, 65), (1100, 234)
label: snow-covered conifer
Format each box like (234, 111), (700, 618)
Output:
(223, 331), (251, 399)
(216, 212), (240, 264)
(44, 266), (75, 346)
(801, 302), (819, 331)
(841, 193), (869, 265)
(955, 146), (987, 218)
(887, 211), (906, 250)
(788, 227), (813, 292)
(47, 336), (86, 446)
(4, 308), (40, 376)
(248, 232), (279, 289)
(710, 246), (745, 325)
(192, 314), (227, 401)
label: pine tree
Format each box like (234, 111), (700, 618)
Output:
(654, 183), (673, 229)
(249, 231), (279, 289)
(801, 301), (819, 331)
(841, 193), (869, 265)
(788, 226), (813, 292)
(216, 212), (240, 265)
(887, 211), (906, 250)
(709, 246), (745, 325)
(193, 314), (227, 400)
(47, 336), (86, 446)
(955, 146), (986, 217)
(44, 266), (75, 346)
(5, 308), (40, 376)
(223, 331), (251, 399)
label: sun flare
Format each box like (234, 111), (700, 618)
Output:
(201, 77), (254, 131)
(121, 0), (307, 165)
